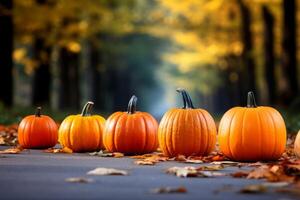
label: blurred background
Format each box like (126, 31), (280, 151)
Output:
(0, 0), (300, 132)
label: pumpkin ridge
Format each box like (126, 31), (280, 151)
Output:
(199, 110), (209, 155)
(203, 109), (216, 155)
(166, 110), (176, 156)
(170, 110), (180, 156)
(240, 108), (248, 161)
(104, 112), (121, 152)
(45, 117), (52, 147)
(265, 108), (278, 159)
(158, 111), (169, 156)
(227, 109), (239, 159)
(141, 115), (150, 152)
(164, 110), (176, 156)
(195, 110), (204, 155)
(115, 113), (127, 152)
(256, 109), (263, 160)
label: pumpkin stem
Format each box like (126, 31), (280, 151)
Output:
(127, 95), (138, 114)
(247, 91), (257, 108)
(35, 107), (42, 117)
(81, 101), (94, 116)
(176, 88), (195, 109)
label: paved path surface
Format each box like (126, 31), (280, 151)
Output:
(0, 146), (297, 200)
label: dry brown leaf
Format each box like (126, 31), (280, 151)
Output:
(65, 177), (93, 183)
(247, 165), (275, 180)
(135, 160), (155, 165)
(197, 164), (224, 171)
(113, 152), (124, 158)
(262, 182), (290, 188)
(87, 167), (128, 176)
(211, 161), (239, 167)
(44, 147), (73, 154)
(276, 188), (300, 195)
(0, 146), (23, 154)
(151, 186), (187, 194)
(231, 171), (249, 178)
(240, 184), (267, 194)
(166, 166), (225, 178)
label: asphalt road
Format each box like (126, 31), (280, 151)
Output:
(0, 146), (297, 200)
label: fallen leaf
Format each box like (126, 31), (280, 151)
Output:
(184, 159), (203, 164)
(65, 177), (93, 183)
(197, 164), (224, 171)
(0, 146), (23, 154)
(87, 168), (128, 176)
(276, 188), (300, 195)
(247, 165), (276, 180)
(240, 184), (267, 194)
(151, 186), (187, 194)
(176, 168), (198, 177)
(231, 171), (249, 178)
(262, 182), (290, 188)
(113, 152), (124, 158)
(211, 161), (239, 167)
(135, 160), (155, 165)
(89, 150), (113, 157)
(44, 147), (73, 154)
(166, 166), (225, 178)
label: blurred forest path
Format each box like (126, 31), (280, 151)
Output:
(0, 0), (300, 130)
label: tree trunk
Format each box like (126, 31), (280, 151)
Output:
(58, 48), (80, 110)
(281, 0), (298, 103)
(32, 38), (51, 106)
(237, 0), (256, 94)
(262, 6), (276, 104)
(0, 0), (13, 106)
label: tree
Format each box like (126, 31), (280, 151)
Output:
(262, 6), (276, 104)
(0, 0), (13, 106)
(237, 0), (256, 93)
(281, 0), (298, 104)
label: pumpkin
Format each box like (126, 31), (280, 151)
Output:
(58, 101), (105, 152)
(218, 91), (286, 161)
(294, 130), (300, 158)
(158, 88), (217, 157)
(18, 107), (58, 149)
(103, 95), (158, 154)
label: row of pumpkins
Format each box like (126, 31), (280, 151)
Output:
(17, 88), (299, 161)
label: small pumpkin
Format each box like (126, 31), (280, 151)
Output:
(103, 95), (158, 154)
(18, 107), (58, 149)
(158, 88), (217, 157)
(218, 91), (286, 161)
(294, 130), (300, 158)
(58, 101), (105, 152)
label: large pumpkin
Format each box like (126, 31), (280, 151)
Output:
(18, 107), (58, 149)
(294, 130), (300, 158)
(103, 95), (158, 154)
(158, 88), (216, 157)
(218, 91), (286, 161)
(58, 101), (105, 152)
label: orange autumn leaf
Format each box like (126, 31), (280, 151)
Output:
(0, 146), (23, 154)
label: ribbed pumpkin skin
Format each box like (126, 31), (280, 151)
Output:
(59, 115), (105, 152)
(103, 111), (158, 154)
(218, 106), (286, 161)
(18, 115), (58, 149)
(293, 130), (300, 158)
(158, 108), (217, 157)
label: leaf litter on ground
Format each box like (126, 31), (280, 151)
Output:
(151, 186), (187, 194)
(87, 167), (128, 176)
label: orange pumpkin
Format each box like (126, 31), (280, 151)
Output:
(103, 95), (158, 154)
(18, 107), (58, 149)
(158, 88), (217, 157)
(58, 101), (105, 152)
(218, 91), (286, 161)
(294, 130), (300, 158)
